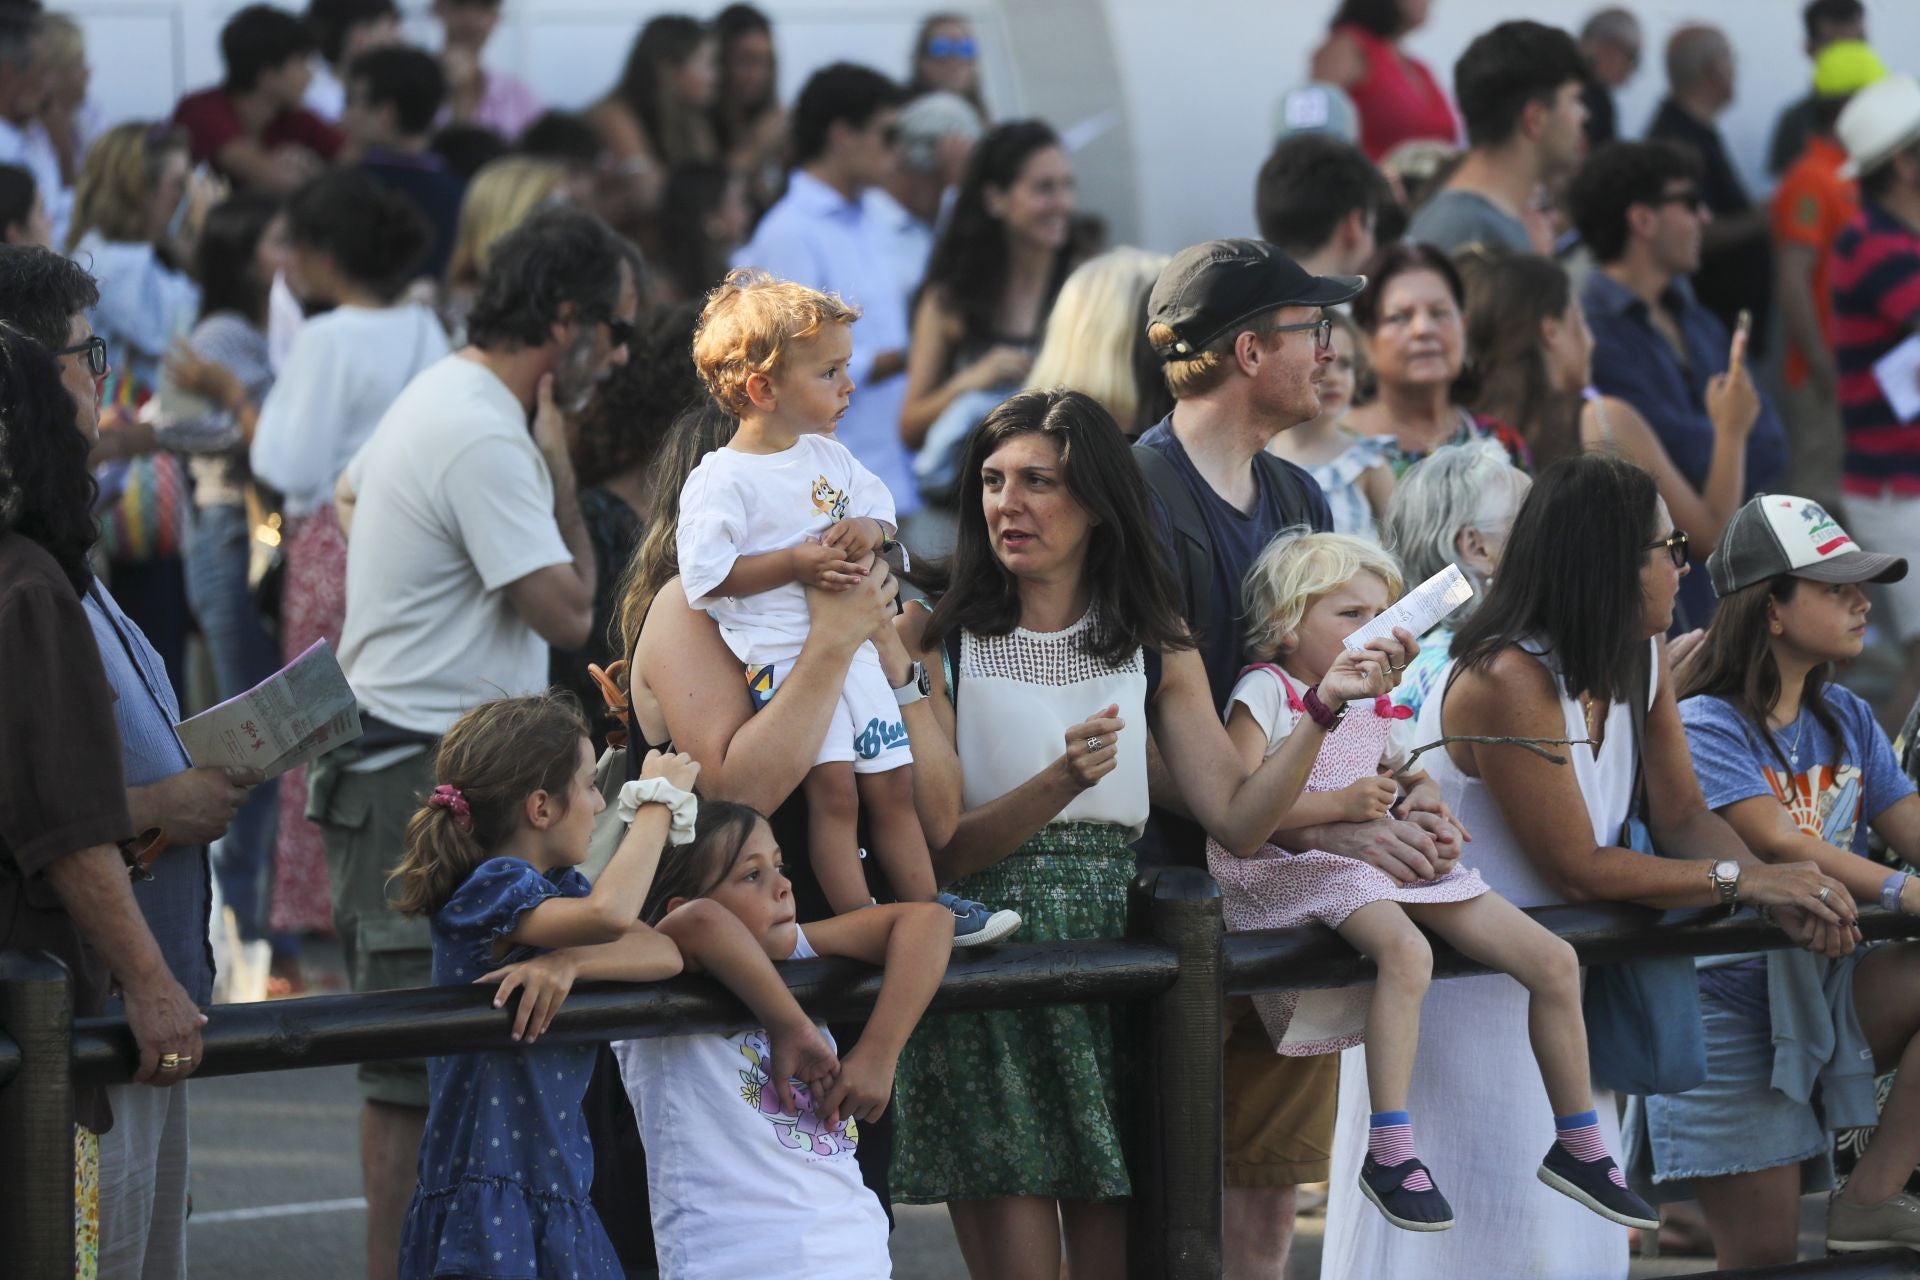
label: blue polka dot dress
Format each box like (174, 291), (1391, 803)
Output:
(399, 858), (623, 1280)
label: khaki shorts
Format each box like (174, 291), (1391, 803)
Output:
(307, 745), (436, 1109)
(1222, 996), (1339, 1188)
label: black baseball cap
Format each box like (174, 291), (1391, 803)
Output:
(1147, 238), (1365, 360)
(1706, 493), (1907, 598)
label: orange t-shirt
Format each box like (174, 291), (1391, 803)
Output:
(1770, 135), (1858, 388)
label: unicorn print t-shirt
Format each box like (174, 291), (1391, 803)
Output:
(677, 432), (896, 667)
(613, 926), (891, 1279)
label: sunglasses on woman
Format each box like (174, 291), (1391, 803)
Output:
(927, 35), (977, 59)
(1644, 529), (1689, 569)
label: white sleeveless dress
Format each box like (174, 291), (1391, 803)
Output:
(1319, 640), (1653, 1280)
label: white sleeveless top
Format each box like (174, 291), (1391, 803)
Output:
(1321, 636), (1658, 1280)
(953, 611), (1151, 836)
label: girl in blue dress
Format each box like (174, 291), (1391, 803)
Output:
(390, 692), (702, 1280)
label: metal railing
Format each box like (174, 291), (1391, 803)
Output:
(4, 868), (1920, 1278)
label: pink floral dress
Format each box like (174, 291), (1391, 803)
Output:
(1206, 663), (1486, 1055)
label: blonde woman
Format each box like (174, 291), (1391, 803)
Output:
(69, 121), (218, 697)
(1024, 246), (1168, 432)
(442, 156), (573, 339)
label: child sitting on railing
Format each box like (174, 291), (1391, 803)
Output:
(1208, 532), (1659, 1234)
(388, 693), (838, 1280)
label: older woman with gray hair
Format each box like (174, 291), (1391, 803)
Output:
(1385, 438), (1533, 719)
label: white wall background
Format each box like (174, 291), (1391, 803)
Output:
(57, 0), (1920, 254)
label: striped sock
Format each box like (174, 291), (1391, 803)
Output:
(1555, 1110), (1627, 1188)
(1369, 1111), (1433, 1191)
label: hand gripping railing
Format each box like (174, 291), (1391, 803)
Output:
(5, 870), (1920, 1279)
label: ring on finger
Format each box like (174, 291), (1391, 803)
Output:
(1085, 736), (1103, 753)
(1817, 885), (1832, 904)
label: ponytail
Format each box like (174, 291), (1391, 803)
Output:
(389, 692), (591, 917)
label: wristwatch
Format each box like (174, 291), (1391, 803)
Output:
(891, 661), (931, 706)
(1709, 859), (1742, 912)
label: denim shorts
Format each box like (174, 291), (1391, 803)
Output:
(1633, 974), (1839, 1192)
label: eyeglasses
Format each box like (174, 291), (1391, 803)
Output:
(1270, 315), (1334, 352)
(602, 316), (635, 350)
(1654, 189), (1706, 215)
(54, 335), (108, 377)
(1644, 529), (1689, 569)
(927, 35), (977, 60)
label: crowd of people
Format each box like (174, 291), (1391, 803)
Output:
(3, 1), (1920, 1279)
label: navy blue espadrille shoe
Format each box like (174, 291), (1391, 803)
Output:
(1359, 1154), (1456, 1232)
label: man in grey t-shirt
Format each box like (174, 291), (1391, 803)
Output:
(1406, 21), (1587, 253)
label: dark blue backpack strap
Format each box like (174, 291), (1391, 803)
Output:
(1143, 647), (1162, 704)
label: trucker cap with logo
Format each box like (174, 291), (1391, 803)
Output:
(1706, 493), (1908, 598)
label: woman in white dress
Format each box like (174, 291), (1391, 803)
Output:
(1321, 452), (1856, 1280)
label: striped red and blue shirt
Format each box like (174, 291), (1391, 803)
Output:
(1830, 200), (1920, 496)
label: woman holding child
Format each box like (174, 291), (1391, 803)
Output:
(888, 388), (1408, 1279)
(1322, 453), (1857, 1279)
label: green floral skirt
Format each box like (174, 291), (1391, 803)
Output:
(892, 822), (1137, 1204)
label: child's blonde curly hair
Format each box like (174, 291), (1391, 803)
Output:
(692, 268), (861, 410)
(1243, 530), (1405, 661)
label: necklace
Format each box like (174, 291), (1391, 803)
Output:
(1577, 691), (1602, 743)
(1774, 711), (1806, 771)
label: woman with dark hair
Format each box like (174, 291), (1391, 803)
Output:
(1345, 241), (1530, 478)
(549, 300), (706, 740)
(590, 15), (720, 223)
(1322, 452), (1854, 1278)
(653, 162), (750, 303)
(0, 163), (52, 246)
(152, 192), (303, 989)
(710, 3), (786, 217)
(890, 389), (1402, 1279)
(1309, 0), (1458, 163)
(249, 168), (446, 939)
(1652, 494), (1920, 1267)
(900, 121), (1076, 542)
(908, 12), (986, 118)
(1460, 249), (1759, 568)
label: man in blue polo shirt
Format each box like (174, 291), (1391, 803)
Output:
(1571, 139), (1788, 632)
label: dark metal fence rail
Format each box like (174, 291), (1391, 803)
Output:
(5, 873), (1920, 1279)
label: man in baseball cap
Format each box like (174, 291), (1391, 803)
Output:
(1708, 493), (1907, 597)
(1134, 240), (1432, 1279)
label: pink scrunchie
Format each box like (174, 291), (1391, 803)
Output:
(428, 784), (473, 831)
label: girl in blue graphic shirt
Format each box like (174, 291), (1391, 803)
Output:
(391, 693), (837, 1280)
(1669, 494), (1920, 1267)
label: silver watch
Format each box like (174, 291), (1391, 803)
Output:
(891, 661), (931, 707)
(1709, 859), (1742, 912)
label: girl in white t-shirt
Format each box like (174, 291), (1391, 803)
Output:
(612, 800), (953, 1280)
(678, 270), (1018, 944)
(1207, 531), (1658, 1235)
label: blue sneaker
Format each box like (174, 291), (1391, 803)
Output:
(1359, 1154), (1455, 1232)
(936, 892), (1021, 947)
(1537, 1143), (1658, 1229)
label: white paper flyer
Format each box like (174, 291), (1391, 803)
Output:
(175, 639), (362, 779)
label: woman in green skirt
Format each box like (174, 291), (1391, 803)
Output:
(892, 389), (1403, 1278)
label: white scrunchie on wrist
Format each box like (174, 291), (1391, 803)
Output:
(616, 778), (699, 846)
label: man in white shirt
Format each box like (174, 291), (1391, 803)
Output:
(734, 63), (920, 528)
(318, 206), (636, 1280)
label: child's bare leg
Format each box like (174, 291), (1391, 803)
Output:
(856, 765), (935, 901)
(1405, 893), (1589, 1116)
(804, 762), (869, 916)
(1334, 901), (1432, 1114)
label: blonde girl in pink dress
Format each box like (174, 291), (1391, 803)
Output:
(1206, 532), (1658, 1235)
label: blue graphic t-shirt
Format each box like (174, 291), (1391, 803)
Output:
(1682, 686), (1912, 857)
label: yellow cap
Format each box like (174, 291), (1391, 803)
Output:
(1814, 41), (1889, 100)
